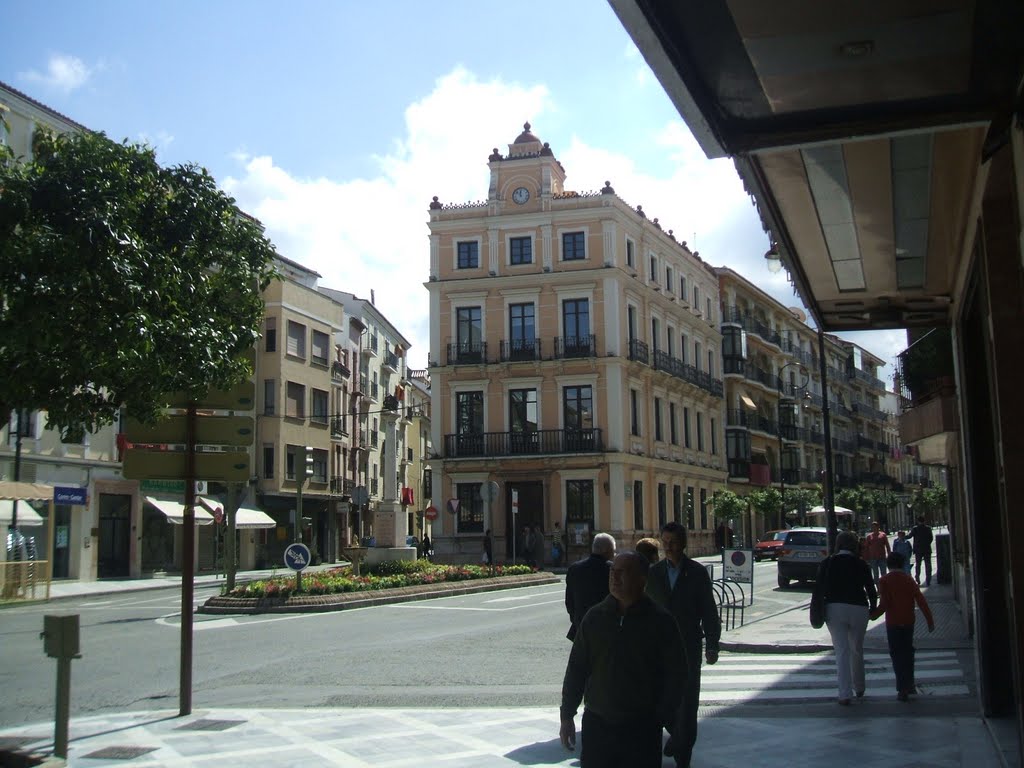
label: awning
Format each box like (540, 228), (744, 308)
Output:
(740, 395), (758, 410)
(197, 497), (276, 529)
(145, 496), (214, 525)
(0, 499), (44, 527)
(0, 481), (55, 501)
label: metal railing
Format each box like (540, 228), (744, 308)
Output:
(443, 428), (604, 458)
(500, 339), (542, 362)
(554, 335), (596, 359)
(447, 341), (488, 366)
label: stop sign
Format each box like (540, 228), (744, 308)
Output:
(424, 505), (439, 521)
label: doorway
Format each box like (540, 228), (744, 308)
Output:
(51, 505), (71, 578)
(98, 494), (131, 577)
(505, 481), (544, 561)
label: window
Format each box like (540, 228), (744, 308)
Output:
(693, 284), (700, 309)
(633, 480), (644, 530)
(286, 320), (306, 358)
(562, 299), (591, 355)
(311, 330), (330, 366)
(286, 445), (298, 480)
(456, 483), (484, 532)
(708, 349), (716, 377)
(509, 389), (538, 453)
(510, 236), (532, 265)
(286, 382), (306, 419)
(723, 327), (746, 358)
(686, 486), (695, 529)
(706, 296), (713, 322)
(312, 448), (328, 483)
(670, 403), (678, 445)
(630, 389), (640, 436)
(711, 417), (718, 455)
(562, 231), (586, 260)
(666, 266), (673, 292)
(700, 488), (708, 529)
(311, 389), (329, 424)
(627, 306), (637, 342)
(456, 306), (482, 350)
(457, 241), (479, 269)
(658, 483), (667, 529)
(680, 334), (688, 364)
(567, 479), (595, 525)
(263, 444), (274, 479)
(509, 303), (535, 354)
(673, 485), (682, 523)
(654, 397), (663, 441)
(265, 317), (277, 352)
(694, 341), (702, 371)
(626, 238), (635, 268)
(684, 407), (691, 448)
(263, 379), (276, 416)
(649, 255), (657, 281)
(680, 275), (687, 301)
(651, 317), (660, 355)
(697, 412), (705, 452)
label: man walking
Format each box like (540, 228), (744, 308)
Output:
(560, 551), (686, 767)
(908, 516), (934, 586)
(564, 532), (616, 641)
(646, 522), (721, 768)
(863, 522), (891, 584)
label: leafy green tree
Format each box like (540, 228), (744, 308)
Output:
(0, 130), (277, 437)
(785, 487), (821, 526)
(911, 486), (948, 523)
(708, 489), (748, 521)
(748, 487), (784, 531)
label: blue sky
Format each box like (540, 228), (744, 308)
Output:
(3, 1), (906, 376)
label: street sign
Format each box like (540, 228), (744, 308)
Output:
(722, 548), (754, 584)
(351, 486), (369, 506)
(479, 481), (499, 503)
(123, 450), (250, 482)
(283, 542), (311, 572)
(424, 505), (439, 521)
(54, 486), (87, 505)
(511, 489), (519, 513)
(124, 415), (254, 446)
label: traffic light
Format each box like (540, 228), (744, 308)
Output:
(304, 446), (315, 478)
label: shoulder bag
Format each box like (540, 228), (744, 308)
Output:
(809, 556), (831, 629)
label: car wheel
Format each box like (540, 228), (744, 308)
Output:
(777, 574), (790, 589)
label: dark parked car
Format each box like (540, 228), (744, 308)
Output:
(777, 528), (829, 588)
(754, 530), (789, 561)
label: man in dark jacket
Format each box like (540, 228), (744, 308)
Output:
(560, 551), (686, 767)
(646, 522), (721, 768)
(908, 516), (934, 586)
(564, 532), (616, 640)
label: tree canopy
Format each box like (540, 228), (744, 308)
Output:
(0, 130), (277, 438)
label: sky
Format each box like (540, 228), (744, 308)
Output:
(3, 1), (907, 379)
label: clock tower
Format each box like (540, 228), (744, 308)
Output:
(486, 122), (567, 212)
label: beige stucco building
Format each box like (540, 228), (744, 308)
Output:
(425, 124), (727, 564)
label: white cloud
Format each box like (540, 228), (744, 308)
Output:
(222, 65), (902, 377)
(137, 130), (175, 156)
(20, 54), (91, 93)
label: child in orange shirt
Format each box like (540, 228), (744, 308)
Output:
(870, 552), (935, 701)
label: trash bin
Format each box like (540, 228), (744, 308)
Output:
(935, 532), (951, 584)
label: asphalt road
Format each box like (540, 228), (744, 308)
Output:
(0, 560), (806, 728)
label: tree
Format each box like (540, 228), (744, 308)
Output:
(748, 487), (783, 531)
(708, 489), (748, 521)
(0, 130), (277, 437)
(785, 487), (821, 526)
(911, 486), (948, 524)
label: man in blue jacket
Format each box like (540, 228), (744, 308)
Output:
(560, 550), (686, 766)
(646, 522), (721, 768)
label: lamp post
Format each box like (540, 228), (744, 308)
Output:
(776, 362), (809, 531)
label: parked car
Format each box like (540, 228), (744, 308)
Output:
(777, 528), (829, 588)
(754, 530), (789, 561)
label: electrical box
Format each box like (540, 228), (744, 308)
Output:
(43, 614), (80, 659)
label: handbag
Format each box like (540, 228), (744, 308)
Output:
(809, 557), (830, 629)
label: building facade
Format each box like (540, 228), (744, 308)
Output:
(426, 124), (727, 564)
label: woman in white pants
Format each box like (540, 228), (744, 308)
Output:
(816, 530), (878, 704)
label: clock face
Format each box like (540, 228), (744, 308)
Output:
(512, 186), (530, 204)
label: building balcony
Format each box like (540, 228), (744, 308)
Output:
(554, 334), (596, 359)
(330, 477), (356, 496)
(628, 338), (649, 365)
(852, 401), (888, 422)
(447, 341), (488, 366)
(722, 306), (783, 349)
(723, 355), (745, 376)
(443, 428), (604, 458)
(331, 417), (347, 439)
(500, 338), (542, 362)
(849, 366), (886, 391)
(365, 335), (379, 357)
(370, 478), (379, 496)
(382, 350), (400, 373)
(369, 382), (379, 402)
(332, 360), (350, 381)
(356, 374), (368, 397)
(651, 349), (724, 397)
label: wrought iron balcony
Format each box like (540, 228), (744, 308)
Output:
(332, 360), (351, 380)
(443, 428), (604, 458)
(446, 341), (488, 366)
(382, 350), (400, 373)
(849, 366), (886, 390)
(628, 338), (649, 364)
(721, 306), (782, 348)
(331, 417), (347, 438)
(554, 334), (596, 359)
(500, 338), (542, 362)
(723, 356), (745, 375)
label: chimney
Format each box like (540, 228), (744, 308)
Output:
(370, 289), (376, 306)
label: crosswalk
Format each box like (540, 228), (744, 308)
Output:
(700, 650), (969, 704)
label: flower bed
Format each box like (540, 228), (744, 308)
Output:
(224, 559), (534, 599)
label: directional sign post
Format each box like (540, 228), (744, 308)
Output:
(284, 542), (312, 592)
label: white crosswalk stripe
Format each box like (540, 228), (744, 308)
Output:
(701, 651), (969, 703)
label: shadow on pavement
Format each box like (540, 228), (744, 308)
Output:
(505, 737), (578, 765)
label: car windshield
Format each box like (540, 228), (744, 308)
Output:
(785, 531), (826, 546)
(774, 532), (789, 541)
(758, 532), (779, 542)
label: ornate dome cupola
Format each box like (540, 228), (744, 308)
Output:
(509, 121), (542, 157)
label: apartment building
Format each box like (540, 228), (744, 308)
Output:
(404, 370), (432, 541)
(718, 267), (895, 535)
(425, 124), (726, 564)
(320, 290), (413, 544)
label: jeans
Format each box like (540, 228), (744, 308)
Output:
(581, 709), (662, 768)
(886, 624), (916, 694)
(869, 558), (887, 583)
(826, 602), (869, 699)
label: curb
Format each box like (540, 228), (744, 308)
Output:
(198, 573), (560, 614)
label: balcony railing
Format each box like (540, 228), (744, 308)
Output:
(370, 478), (379, 496)
(330, 477), (356, 495)
(628, 338), (649, 365)
(332, 360), (350, 380)
(723, 356), (745, 375)
(500, 338), (542, 362)
(722, 307), (782, 348)
(382, 350), (400, 372)
(447, 341), (488, 366)
(331, 417), (347, 438)
(443, 428), (604, 458)
(647, 349), (724, 397)
(554, 334), (596, 359)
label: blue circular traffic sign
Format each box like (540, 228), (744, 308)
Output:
(284, 543), (311, 572)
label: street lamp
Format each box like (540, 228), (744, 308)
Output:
(765, 244), (783, 273)
(777, 362), (809, 530)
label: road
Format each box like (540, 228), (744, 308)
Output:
(0, 559), (947, 729)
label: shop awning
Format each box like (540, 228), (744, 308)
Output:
(0, 499), (44, 527)
(145, 496), (214, 525)
(197, 497), (276, 529)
